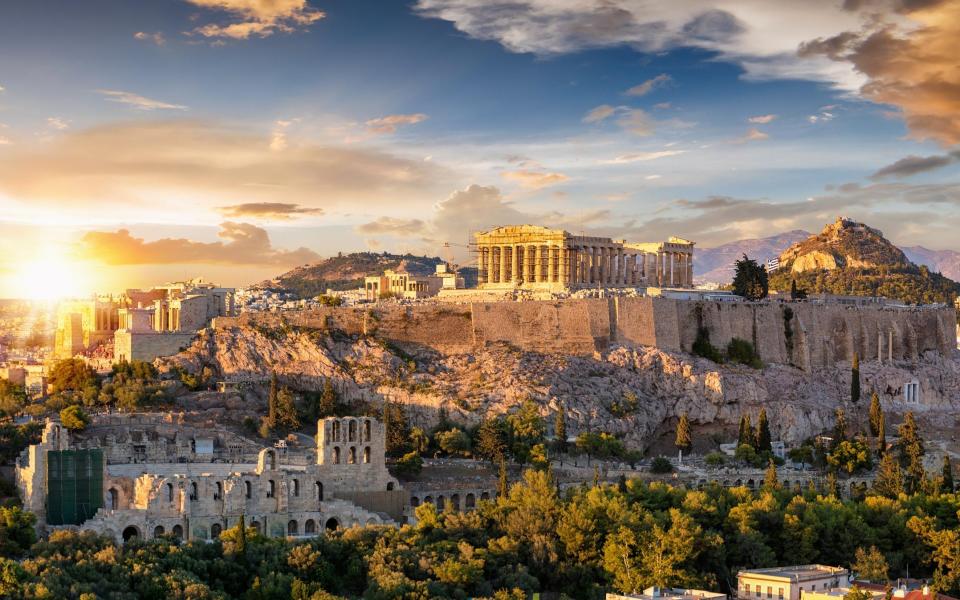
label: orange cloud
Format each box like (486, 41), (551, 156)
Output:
(187, 0), (325, 39)
(216, 202), (323, 220)
(364, 113), (429, 135)
(500, 169), (569, 190)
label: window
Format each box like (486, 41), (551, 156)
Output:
(333, 447), (341, 464)
(245, 481), (252, 499)
(767, 587), (772, 598)
(905, 380), (920, 403)
(167, 483), (174, 502)
(363, 447), (370, 464)
(267, 480), (276, 498)
(215, 481), (222, 501)
(190, 482), (198, 501)
(293, 479), (300, 497)
(756, 585), (761, 597)
(348, 446), (356, 464)
(779, 588), (784, 599)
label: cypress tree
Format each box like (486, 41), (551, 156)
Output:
(738, 414), (753, 448)
(267, 371), (278, 428)
(851, 352), (861, 403)
(899, 411), (925, 494)
(833, 408), (848, 449)
(877, 414), (886, 457)
(237, 513), (248, 558)
(319, 378), (337, 417)
(497, 457), (508, 499)
(869, 391), (883, 437)
(942, 456), (954, 493)
(554, 406), (567, 453)
(675, 413), (692, 454)
(763, 457), (780, 490)
(874, 452), (903, 498)
(756, 408), (772, 454)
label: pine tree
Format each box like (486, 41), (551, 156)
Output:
(942, 456), (954, 493)
(877, 414), (886, 457)
(554, 407), (567, 453)
(319, 378), (337, 417)
(756, 408), (772, 454)
(763, 457), (780, 490)
(275, 387), (300, 430)
(497, 457), (508, 499)
(874, 452), (903, 498)
(477, 418), (507, 463)
(898, 411), (925, 494)
(851, 352), (861, 403)
(869, 391), (883, 437)
(675, 413), (692, 454)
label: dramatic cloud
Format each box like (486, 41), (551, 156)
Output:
(748, 114), (777, 124)
(799, 0), (960, 145)
(78, 222), (320, 266)
(599, 150), (686, 164)
(625, 73), (671, 96)
(133, 31), (166, 45)
(0, 120), (449, 213)
(356, 217), (428, 236)
(98, 90), (188, 111)
(364, 113), (429, 135)
(870, 151), (960, 180)
(216, 202), (323, 220)
(186, 0), (325, 39)
(500, 169), (569, 189)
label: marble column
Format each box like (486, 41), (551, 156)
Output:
(531, 245), (541, 282)
(616, 248), (624, 285)
(511, 245), (520, 283)
(687, 252), (694, 287)
(547, 247), (556, 283)
(499, 245), (509, 284)
(526, 245), (535, 282)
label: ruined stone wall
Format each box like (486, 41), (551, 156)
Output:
(214, 300), (955, 368)
(115, 331), (197, 362)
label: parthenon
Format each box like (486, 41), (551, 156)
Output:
(474, 225), (694, 290)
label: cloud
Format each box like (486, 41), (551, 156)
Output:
(0, 136), (10, 146)
(582, 104), (616, 123)
(870, 151), (960, 179)
(798, 0), (960, 145)
(216, 202), (323, 220)
(807, 110), (835, 124)
(186, 0), (325, 39)
(734, 127), (769, 143)
(0, 84), (5, 93)
(98, 89), (188, 111)
(748, 114), (777, 124)
(500, 169), (569, 190)
(270, 119), (295, 151)
(625, 73), (671, 96)
(46, 117), (69, 131)
(356, 217), (428, 236)
(77, 221), (320, 266)
(364, 113), (429, 135)
(599, 150), (686, 164)
(134, 31), (166, 45)
(0, 120), (449, 214)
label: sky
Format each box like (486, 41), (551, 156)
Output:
(0, 0), (958, 298)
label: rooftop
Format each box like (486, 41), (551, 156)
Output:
(739, 565), (848, 581)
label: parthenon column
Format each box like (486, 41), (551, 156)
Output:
(499, 245), (509, 284)
(547, 247), (556, 283)
(687, 253), (694, 287)
(511, 245), (520, 283)
(616, 248), (624, 285)
(486, 247), (495, 283)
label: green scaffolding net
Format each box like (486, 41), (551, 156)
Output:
(46, 449), (104, 526)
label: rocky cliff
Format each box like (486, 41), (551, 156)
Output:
(160, 322), (960, 450)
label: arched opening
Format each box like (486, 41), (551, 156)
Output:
(333, 447), (341, 464)
(437, 495), (446, 510)
(348, 447), (356, 464)
(363, 447), (371, 464)
(215, 481), (223, 500)
(387, 481), (395, 491)
(211, 523), (222, 538)
(153, 525), (164, 538)
(122, 526), (139, 542)
(480, 492), (489, 501)
(325, 517), (339, 531)
(316, 481), (324, 501)
(190, 481), (198, 501)
(465, 493), (475, 509)
(251, 521), (261, 533)
(332, 421), (341, 441)
(747, 479), (755, 489)
(450, 494), (461, 511)
(267, 480), (276, 498)
(288, 520), (298, 536)
(172, 524), (184, 539)
(167, 483), (174, 502)
(267, 450), (277, 470)
(108, 487), (119, 510)
(364, 419), (371, 442)
(304, 519), (317, 534)
(348, 420), (357, 442)
(245, 480), (252, 499)
(424, 495), (434, 504)
(293, 479), (300, 497)
(410, 496), (420, 507)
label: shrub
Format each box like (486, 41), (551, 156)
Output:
(705, 451), (726, 467)
(650, 456), (673, 474)
(59, 405), (89, 431)
(392, 451), (423, 478)
(726, 338), (762, 368)
(692, 327), (724, 363)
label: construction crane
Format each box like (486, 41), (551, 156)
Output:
(439, 241), (472, 271)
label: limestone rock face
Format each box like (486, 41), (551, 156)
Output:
(780, 216), (910, 273)
(160, 325), (960, 450)
(791, 250), (838, 272)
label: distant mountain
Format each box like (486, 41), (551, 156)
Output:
(695, 230), (810, 285)
(902, 246), (960, 282)
(266, 252), (447, 298)
(768, 217), (959, 304)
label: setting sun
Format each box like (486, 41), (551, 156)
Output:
(14, 252), (89, 300)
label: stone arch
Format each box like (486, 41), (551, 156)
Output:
(215, 481), (223, 500)
(424, 495), (434, 504)
(153, 525), (165, 538)
(122, 525), (140, 542)
(332, 420), (341, 441)
(245, 480), (252, 498)
(251, 521), (261, 533)
(267, 479), (276, 498)
(387, 481), (395, 491)
(747, 479), (755, 489)
(305, 519), (316, 534)
(450, 494), (461, 511)
(437, 495), (446, 510)
(366, 517), (377, 525)
(465, 493), (475, 509)
(364, 419), (372, 442)
(325, 517), (340, 531)
(288, 520), (298, 536)
(190, 481), (198, 500)
(172, 524), (184, 539)
(167, 483), (174, 502)
(735, 479), (743, 486)
(258, 448), (278, 472)
(410, 496), (420, 507)
(333, 447), (341, 464)
(348, 419), (357, 442)
(293, 478), (300, 497)
(211, 523), (222, 538)
(363, 447), (371, 464)
(348, 446), (357, 464)
(480, 492), (490, 501)
(316, 481), (324, 501)
(108, 487), (119, 510)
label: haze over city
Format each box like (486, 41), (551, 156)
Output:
(1, 0), (959, 298)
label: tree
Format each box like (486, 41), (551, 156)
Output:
(942, 456), (954, 493)
(274, 387), (300, 430)
(49, 359), (98, 394)
(898, 412), (925, 494)
(497, 457), (508, 498)
(674, 413), (692, 456)
(851, 352), (861, 404)
(738, 414), (754, 449)
(506, 400), (545, 464)
(383, 401), (411, 456)
(844, 586), (876, 600)
(877, 413), (887, 457)
(650, 457), (673, 474)
(732, 254), (769, 301)
(869, 392), (883, 437)
(852, 546), (889, 582)
(790, 279), (807, 300)
(0, 380), (27, 417)
(827, 439), (873, 475)
(436, 428), (471, 457)
(763, 457), (780, 490)
(0, 506), (36, 558)
(554, 407), (567, 453)
(59, 405), (88, 431)
(319, 378), (338, 417)
(833, 408), (848, 449)
(756, 408), (772, 454)
(477, 418), (508, 463)
(267, 371), (278, 427)
(873, 452), (903, 498)
(410, 427), (429, 455)
(391, 451), (423, 478)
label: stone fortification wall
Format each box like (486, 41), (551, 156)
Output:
(214, 299), (955, 369)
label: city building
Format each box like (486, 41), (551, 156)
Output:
(607, 587), (726, 600)
(737, 565), (849, 600)
(16, 415), (404, 544)
(363, 266), (459, 301)
(473, 225), (694, 290)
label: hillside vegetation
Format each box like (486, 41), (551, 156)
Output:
(266, 252), (445, 298)
(769, 218), (959, 305)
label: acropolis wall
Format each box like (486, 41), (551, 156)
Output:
(211, 298), (956, 369)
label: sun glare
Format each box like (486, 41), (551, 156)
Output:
(15, 252), (88, 300)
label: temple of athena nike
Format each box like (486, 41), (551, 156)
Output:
(474, 225), (694, 290)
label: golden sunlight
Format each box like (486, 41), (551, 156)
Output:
(13, 250), (90, 300)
